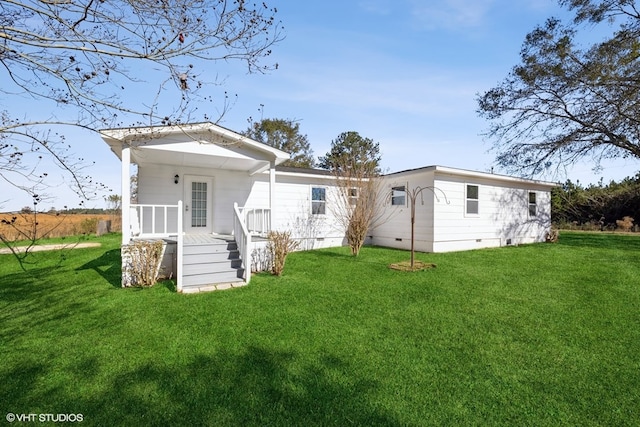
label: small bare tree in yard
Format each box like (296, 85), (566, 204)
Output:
(406, 186), (448, 270)
(333, 174), (385, 256)
(0, 195), (74, 269)
(319, 131), (384, 256)
(267, 231), (299, 276)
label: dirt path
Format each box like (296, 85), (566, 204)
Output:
(0, 242), (102, 255)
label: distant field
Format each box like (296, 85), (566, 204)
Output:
(0, 212), (121, 240)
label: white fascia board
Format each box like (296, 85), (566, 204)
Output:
(433, 166), (559, 188)
(100, 122), (290, 164)
(271, 170), (338, 180)
(210, 124), (290, 163)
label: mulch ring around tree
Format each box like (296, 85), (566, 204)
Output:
(388, 261), (437, 272)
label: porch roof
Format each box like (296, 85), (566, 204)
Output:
(100, 122), (290, 173)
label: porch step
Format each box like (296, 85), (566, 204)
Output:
(181, 238), (246, 291)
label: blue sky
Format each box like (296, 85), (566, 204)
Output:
(4, 0), (639, 211)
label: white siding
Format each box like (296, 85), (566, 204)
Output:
(245, 175), (270, 209)
(138, 162), (553, 254)
(432, 172), (551, 252)
(138, 165), (349, 248)
(137, 164), (252, 234)
(370, 170), (435, 252)
(369, 168), (553, 253)
(270, 174), (347, 250)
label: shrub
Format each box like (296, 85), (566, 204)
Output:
(79, 217), (99, 234)
(616, 216), (634, 232)
(121, 240), (164, 287)
(267, 230), (299, 276)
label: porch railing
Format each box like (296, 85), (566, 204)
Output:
(128, 202), (183, 292)
(127, 202), (265, 288)
(129, 204), (180, 238)
(239, 207), (271, 236)
(233, 202), (251, 284)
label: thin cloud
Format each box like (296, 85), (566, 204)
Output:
(407, 0), (557, 32)
(408, 0), (496, 31)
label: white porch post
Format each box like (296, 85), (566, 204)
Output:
(121, 143), (131, 245)
(177, 200), (183, 292)
(269, 160), (276, 231)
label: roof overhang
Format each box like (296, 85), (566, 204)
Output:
(384, 165), (559, 188)
(100, 122), (290, 173)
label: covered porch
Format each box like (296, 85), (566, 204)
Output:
(100, 122), (289, 291)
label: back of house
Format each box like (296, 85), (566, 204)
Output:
(371, 166), (556, 252)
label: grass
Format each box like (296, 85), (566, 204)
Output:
(1, 231), (639, 425)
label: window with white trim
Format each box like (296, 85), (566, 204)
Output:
(528, 191), (537, 217)
(349, 187), (358, 206)
(311, 187), (326, 215)
(466, 184), (479, 215)
(391, 186), (406, 206)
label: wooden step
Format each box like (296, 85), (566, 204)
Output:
(182, 268), (245, 287)
(180, 238), (246, 290)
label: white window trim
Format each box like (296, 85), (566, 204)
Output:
(528, 191), (537, 217)
(465, 183), (480, 217)
(391, 185), (407, 207)
(311, 186), (327, 215)
(349, 187), (358, 206)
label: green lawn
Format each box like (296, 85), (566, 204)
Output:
(1, 232), (639, 426)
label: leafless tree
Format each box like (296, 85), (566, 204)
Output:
(0, 0), (283, 261)
(405, 186), (448, 269)
(1, 0), (282, 199)
(321, 131), (386, 255)
(332, 172), (386, 256)
(477, 0), (640, 177)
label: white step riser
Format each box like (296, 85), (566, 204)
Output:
(181, 239), (245, 288)
(183, 260), (243, 275)
(182, 270), (245, 287)
(183, 243), (237, 256)
(183, 252), (239, 264)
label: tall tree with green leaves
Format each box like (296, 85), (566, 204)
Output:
(244, 118), (315, 168)
(477, 0), (640, 176)
(318, 131), (381, 175)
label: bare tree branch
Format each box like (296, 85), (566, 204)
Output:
(478, 3), (640, 177)
(0, 0), (284, 262)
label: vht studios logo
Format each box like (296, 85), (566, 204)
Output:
(6, 413), (84, 423)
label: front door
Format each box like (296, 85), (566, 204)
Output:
(184, 176), (213, 234)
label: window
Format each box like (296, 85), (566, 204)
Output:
(311, 187), (326, 215)
(466, 184), (479, 215)
(191, 181), (207, 227)
(349, 187), (358, 206)
(528, 192), (537, 217)
(391, 186), (406, 206)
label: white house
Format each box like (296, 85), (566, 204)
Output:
(101, 122), (557, 293)
(374, 166), (555, 253)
